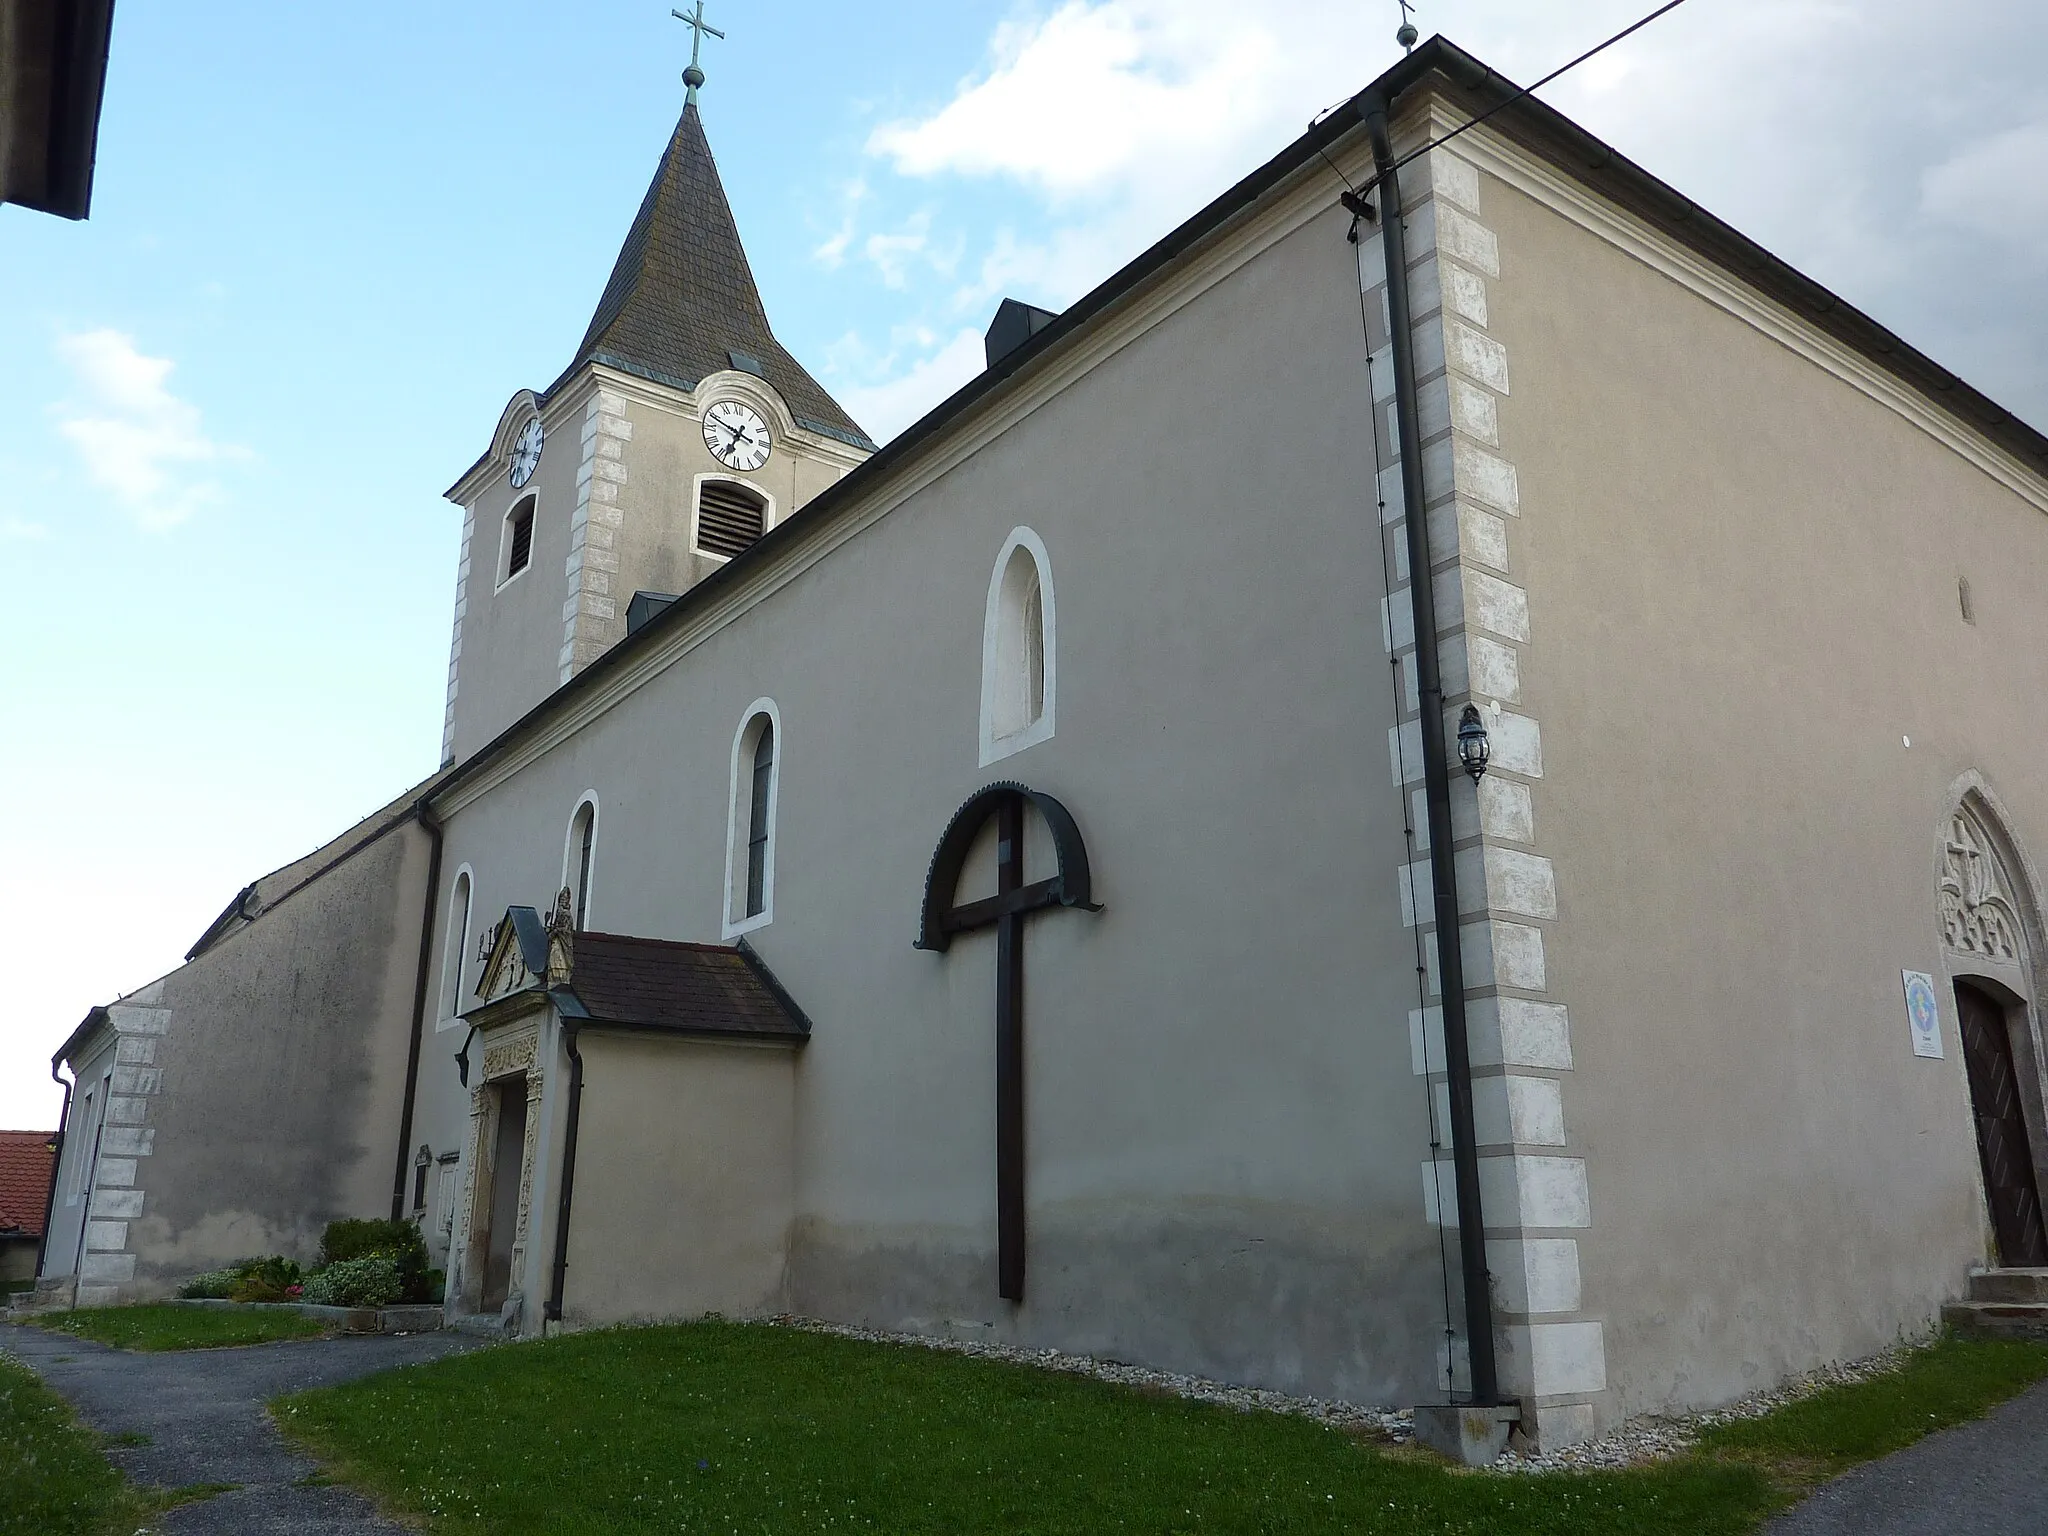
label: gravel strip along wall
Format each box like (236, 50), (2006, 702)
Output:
(768, 1314), (1921, 1473)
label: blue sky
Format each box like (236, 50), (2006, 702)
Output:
(4, 0), (2046, 1127)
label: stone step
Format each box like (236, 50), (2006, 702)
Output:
(1967, 1268), (2048, 1304)
(1943, 1300), (2048, 1340)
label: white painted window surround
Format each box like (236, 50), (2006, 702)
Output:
(979, 528), (1056, 766)
(562, 794), (599, 928)
(722, 699), (781, 938)
(497, 494), (536, 591)
(436, 866), (475, 1031)
(690, 473), (778, 562)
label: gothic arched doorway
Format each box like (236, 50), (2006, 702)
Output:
(1940, 796), (2048, 1267)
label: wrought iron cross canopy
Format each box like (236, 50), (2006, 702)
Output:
(916, 782), (1101, 1301)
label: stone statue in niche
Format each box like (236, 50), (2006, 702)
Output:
(1942, 807), (2024, 963)
(545, 886), (575, 985)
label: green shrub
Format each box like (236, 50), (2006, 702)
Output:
(178, 1254), (300, 1301)
(302, 1255), (403, 1309)
(319, 1218), (431, 1303)
(177, 1268), (241, 1300)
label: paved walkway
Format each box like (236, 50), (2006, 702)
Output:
(1764, 1377), (2048, 1535)
(4, 1319), (479, 1534)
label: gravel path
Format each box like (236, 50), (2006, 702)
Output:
(4, 1318), (479, 1534)
(1760, 1378), (2048, 1535)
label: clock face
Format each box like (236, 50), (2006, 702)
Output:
(703, 401), (771, 473)
(509, 416), (545, 489)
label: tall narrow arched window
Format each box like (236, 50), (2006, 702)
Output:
(724, 701), (781, 936)
(979, 528), (1056, 765)
(564, 797), (598, 929)
(437, 868), (474, 1028)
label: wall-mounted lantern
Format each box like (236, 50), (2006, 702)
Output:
(1457, 704), (1490, 783)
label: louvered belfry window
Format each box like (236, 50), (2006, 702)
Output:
(505, 498), (535, 579)
(696, 480), (767, 559)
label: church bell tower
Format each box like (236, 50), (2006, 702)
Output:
(438, 20), (872, 767)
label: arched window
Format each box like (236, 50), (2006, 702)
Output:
(694, 478), (770, 560)
(564, 797), (598, 929)
(723, 701), (781, 936)
(500, 495), (536, 586)
(437, 868), (474, 1028)
(980, 528), (1056, 765)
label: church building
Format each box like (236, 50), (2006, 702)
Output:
(33, 36), (2048, 1455)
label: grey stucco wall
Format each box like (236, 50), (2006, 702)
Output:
(1479, 159), (2048, 1420)
(447, 373), (859, 766)
(416, 193), (1454, 1404)
(48, 816), (434, 1298)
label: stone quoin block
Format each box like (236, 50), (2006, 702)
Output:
(1445, 319), (1511, 395)
(1487, 1236), (1582, 1314)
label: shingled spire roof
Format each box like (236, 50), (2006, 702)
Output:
(573, 102), (871, 449)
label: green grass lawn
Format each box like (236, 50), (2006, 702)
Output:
(280, 1322), (1780, 1536)
(0, 1351), (189, 1535)
(37, 1303), (327, 1352)
(1697, 1333), (2048, 1486)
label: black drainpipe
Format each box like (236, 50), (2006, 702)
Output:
(390, 800), (445, 1221)
(545, 1019), (585, 1325)
(35, 1062), (73, 1280)
(1360, 90), (1500, 1408)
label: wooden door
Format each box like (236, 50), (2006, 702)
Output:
(480, 1076), (529, 1312)
(1956, 983), (2048, 1267)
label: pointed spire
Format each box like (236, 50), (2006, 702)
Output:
(572, 104), (871, 449)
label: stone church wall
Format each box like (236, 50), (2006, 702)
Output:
(46, 801), (435, 1302)
(1456, 130), (2048, 1426)
(555, 1033), (795, 1326)
(419, 174), (1455, 1406)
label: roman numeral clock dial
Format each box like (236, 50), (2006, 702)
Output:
(509, 415), (544, 488)
(703, 400), (771, 473)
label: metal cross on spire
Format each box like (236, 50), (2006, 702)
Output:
(671, 0), (725, 105)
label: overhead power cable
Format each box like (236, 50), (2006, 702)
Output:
(1318, 0), (1697, 197)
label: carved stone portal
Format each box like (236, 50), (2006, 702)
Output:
(1942, 806), (2026, 965)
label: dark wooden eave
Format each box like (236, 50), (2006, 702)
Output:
(0, 0), (115, 220)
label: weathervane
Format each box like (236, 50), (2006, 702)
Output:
(672, 0), (725, 105)
(1396, 0), (1418, 51)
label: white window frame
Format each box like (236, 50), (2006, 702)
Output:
(496, 494), (537, 592)
(690, 473), (777, 562)
(435, 865), (476, 1031)
(561, 793), (600, 929)
(722, 698), (782, 938)
(979, 527), (1057, 766)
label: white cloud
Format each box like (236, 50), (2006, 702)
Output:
(54, 329), (237, 531)
(829, 0), (2048, 453)
(864, 210), (933, 289)
(868, 0), (1287, 201)
(1922, 122), (2048, 252)
(836, 327), (988, 444)
(813, 177), (868, 269)
(1, 517), (50, 541)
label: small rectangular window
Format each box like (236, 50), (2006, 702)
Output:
(507, 502), (534, 577)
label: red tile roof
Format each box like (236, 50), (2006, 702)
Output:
(569, 933), (810, 1042)
(0, 1130), (56, 1238)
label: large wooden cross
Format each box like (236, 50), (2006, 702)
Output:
(917, 782), (1099, 1301)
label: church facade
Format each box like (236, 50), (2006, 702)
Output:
(35, 38), (2048, 1452)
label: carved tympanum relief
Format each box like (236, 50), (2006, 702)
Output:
(1942, 807), (2025, 964)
